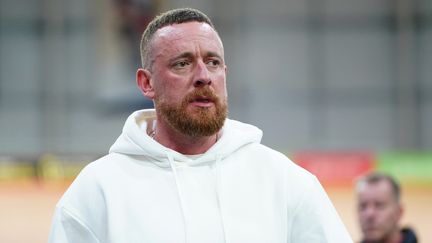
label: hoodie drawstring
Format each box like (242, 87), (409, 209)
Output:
(215, 155), (228, 243)
(167, 152), (228, 243)
(167, 152), (189, 243)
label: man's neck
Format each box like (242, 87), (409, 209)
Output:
(389, 230), (403, 243)
(362, 230), (403, 243)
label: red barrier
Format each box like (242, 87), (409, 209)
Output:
(291, 151), (375, 186)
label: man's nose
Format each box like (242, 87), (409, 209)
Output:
(193, 61), (212, 87)
(363, 206), (376, 219)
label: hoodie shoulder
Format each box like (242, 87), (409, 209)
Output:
(248, 143), (312, 175)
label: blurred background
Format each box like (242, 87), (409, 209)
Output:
(0, 0), (431, 242)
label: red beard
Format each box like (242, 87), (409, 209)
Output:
(156, 87), (227, 137)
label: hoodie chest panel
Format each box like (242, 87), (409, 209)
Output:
(102, 160), (224, 243)
(173, 163), (225, 243)
(216, 151), (289, 243)
(102, 164), (185, 242)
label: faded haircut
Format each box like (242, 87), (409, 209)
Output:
(356, 172), (401, 202)
(140, 8), (215, 69)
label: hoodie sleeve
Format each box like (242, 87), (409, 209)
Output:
(289, 176), (353, 243)
(48, 206), (101, 243)
(47, 160), (107, 243)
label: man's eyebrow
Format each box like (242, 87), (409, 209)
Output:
(170, 51), (222, 61)
(206, 51), (222, 59)
(171, 52), (194, 61)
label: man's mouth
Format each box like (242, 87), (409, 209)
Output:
(363, 225), (379, 232)
(193, 97), (213, 103)
(189, 96), (216, 107)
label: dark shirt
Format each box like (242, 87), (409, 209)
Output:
(360, 227), (418, 243)
(400, 227), (417, 243)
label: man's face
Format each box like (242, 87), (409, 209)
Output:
(147, 22), (227, 137)
(357, 180), (402, 242)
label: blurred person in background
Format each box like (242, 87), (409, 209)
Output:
(48, 8), (352, 243)
(356, 172), (418, 243)
(114, 0), (157, 69)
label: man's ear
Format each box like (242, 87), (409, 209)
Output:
(136, 68), (155, 99)
(397, 203), (404, 222)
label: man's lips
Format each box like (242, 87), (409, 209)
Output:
(363, 224), (379, 232)
(194, 97), (212, 102)
(190, 96), (215, 106)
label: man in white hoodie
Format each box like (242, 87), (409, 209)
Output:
(48, 8), (353, 243)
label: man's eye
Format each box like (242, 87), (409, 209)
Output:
(375, 202), (386, 209)
(174, 61), (190, 68)
(358, 203), (367, 211)
(207, 59), (220, 66)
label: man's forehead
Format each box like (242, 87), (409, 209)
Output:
(155, 22), (219, 41)
(149, 21), (224, 60)
(358, 181), (394, 198)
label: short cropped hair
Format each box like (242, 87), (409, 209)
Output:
(140, 8), (215, 69)
(356, 172), (401, 202)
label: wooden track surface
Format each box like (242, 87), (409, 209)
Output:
(0, 181), (430, 243)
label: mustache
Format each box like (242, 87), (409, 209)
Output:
(184, 88), (219, 103)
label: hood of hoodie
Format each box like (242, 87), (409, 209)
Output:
(109, 109), (263, 167)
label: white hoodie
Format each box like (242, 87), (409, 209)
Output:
(48, 109), (353, 243)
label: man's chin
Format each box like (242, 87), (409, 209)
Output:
(157, 97), (227, 137)
(364, 231), (384, 243)
(185, 106), (216, 118)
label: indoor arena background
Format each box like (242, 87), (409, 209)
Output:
(1, 0), (431, 242)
